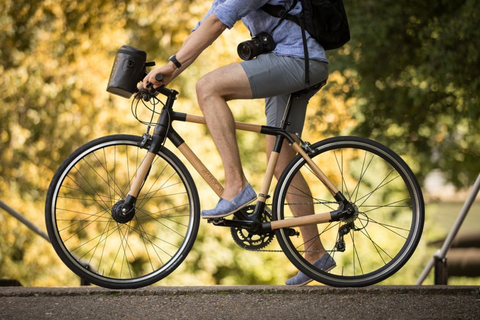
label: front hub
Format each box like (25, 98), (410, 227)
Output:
(111, 200), (136, 224)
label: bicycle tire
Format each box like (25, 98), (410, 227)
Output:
(45, 134), (200, 289)
(274, 136), (424, 287)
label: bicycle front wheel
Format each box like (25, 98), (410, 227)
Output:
(274, 136), (424, 287)
(45, 134), (200, 289)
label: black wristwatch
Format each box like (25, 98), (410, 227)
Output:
(169, 55), (182, 69)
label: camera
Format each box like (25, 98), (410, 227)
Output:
(107, 45), (148, 98)
(237, 32), (276, 61)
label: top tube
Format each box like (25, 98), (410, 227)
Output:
(147, 84), (299, 146)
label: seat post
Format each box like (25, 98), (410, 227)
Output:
(279, 93), (297, 131)
(279, 81), (327, 132)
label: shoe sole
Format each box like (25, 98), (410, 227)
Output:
(201, 196), (257, 219)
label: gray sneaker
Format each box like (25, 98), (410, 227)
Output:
(285, 254), (336, 286)
(201, 184), (257, 219)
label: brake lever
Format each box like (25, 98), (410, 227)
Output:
(146, 73), (164, 92)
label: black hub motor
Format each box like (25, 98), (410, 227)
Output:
(111, 200), (136, 224)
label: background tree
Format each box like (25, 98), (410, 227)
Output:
(321, 0), (480, 187)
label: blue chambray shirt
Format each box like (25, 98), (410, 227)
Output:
(194, 0), (328, 62)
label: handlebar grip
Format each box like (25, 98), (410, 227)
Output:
(150, 73), (176, 97)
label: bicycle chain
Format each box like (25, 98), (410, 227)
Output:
(283, 201), (338, 206)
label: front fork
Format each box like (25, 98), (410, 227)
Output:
(117, 106), (172, 218)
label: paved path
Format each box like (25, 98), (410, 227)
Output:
(1, 286), (479, 319)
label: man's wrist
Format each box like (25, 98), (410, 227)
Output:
(168, 55), (182, 69)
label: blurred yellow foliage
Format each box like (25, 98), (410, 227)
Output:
(3, 0), (473, 287)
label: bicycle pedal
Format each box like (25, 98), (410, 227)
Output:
(207, 218), (226, 225)
(285, 228), (300, 237)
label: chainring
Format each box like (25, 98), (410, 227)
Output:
(230, 205), (275, 251)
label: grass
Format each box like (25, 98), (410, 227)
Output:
(429, 201), (480, 236)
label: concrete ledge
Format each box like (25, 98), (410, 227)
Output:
(1, 286), (479, 319)
(1, 285), (480, 297)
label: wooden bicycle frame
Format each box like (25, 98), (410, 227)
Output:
(182, 115), (342, 230)
(125, 91), (346, 231)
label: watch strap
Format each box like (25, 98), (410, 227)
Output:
(169, 55), (182, 69)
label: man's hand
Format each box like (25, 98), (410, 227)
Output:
(140, 63), (175, 90)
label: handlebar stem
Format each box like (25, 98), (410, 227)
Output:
(147, 87), (179, 154)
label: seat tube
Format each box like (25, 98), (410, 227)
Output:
(258, 135), (284, 203)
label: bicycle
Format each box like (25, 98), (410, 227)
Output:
(45, 74), (424, 289)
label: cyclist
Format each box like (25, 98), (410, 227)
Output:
(141, 0), (334, 285)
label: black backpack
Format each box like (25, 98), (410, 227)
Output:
(262, 0), (350, 85)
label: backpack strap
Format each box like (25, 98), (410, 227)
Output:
(262, 1), (311, 87)
(261, 4), (298, 24)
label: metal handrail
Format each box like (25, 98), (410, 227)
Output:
(0, 199), (92, 286)
(416, 173), (480, 285)
(0, 199), (50, 242)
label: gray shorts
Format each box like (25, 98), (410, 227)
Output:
(240, 53), (328, 135)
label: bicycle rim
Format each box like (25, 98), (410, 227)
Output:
(45, 135), (200, 288)
(274, 136), (424, 287)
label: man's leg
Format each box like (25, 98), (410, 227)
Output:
(266, 136), (327, 264)
(196, 63), (253, 201)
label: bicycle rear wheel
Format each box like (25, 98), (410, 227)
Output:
(45, 134), (200, 289)
(274, 136), (424, 287)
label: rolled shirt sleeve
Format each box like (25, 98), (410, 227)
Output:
(214, 0), (268, 28)
(195, 0), (269, 30)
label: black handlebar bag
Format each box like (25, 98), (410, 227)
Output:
(107, 45), (147, 98)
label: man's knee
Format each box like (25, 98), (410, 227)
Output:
(196, 76), (211, 103)
(197, 64), (251, 106)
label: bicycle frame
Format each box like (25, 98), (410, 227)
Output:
(122, 87), (351, 232)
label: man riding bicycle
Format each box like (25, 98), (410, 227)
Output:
(141, 0), (334, 285)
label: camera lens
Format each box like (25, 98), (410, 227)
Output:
(237, 32), (276, 61)
(237, 41), (255, 61)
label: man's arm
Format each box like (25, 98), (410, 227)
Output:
(142, 14), (227, 88)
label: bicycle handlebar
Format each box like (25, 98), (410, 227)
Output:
(152, 74), (175, 96)
(155, 84), (176, 97)
(139, 72), (177, 100)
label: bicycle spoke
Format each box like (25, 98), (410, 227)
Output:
(349, 230), (364, 276)
(359, 198), (412, 213)
(350, 151), (375, 204)
(357, 215), (409, 239)
(355, 170), (399, 207)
